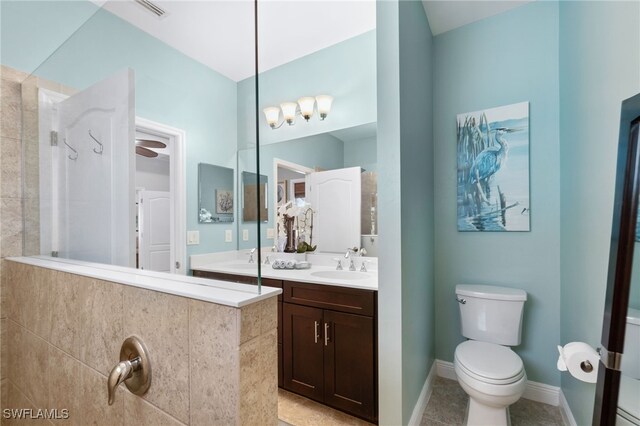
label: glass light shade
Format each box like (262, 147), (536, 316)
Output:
(316, 95), (333, 120)
(263, 106), (280, 128)
(280, 102), (297, 125)
(297, 97), (315, 121)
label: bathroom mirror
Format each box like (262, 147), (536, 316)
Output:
(594, 92), (640, 425)
(198, 163), (234, 224)
(18, 0), (258, 275)
(236, 122), (377, 254)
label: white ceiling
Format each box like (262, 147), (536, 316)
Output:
(421, 1), (534, 36)
(98, 0), (376, 82)
(97, 0), (533, 81)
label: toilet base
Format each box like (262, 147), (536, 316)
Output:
(465, 397), (511, 426)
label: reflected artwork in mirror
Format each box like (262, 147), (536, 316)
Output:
(198, 163), (234, 224)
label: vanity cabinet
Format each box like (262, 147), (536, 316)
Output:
(283, 281), (377, 423)
(192, 270), (377, 423)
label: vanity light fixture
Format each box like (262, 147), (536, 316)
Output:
(263, 95), (334, 129)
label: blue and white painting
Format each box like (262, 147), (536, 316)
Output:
(457, 102), (530, 232)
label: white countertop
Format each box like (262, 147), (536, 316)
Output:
(7, 256), (280, 308)
(192, 257), (378, 291)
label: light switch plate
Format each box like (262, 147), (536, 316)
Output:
(242, 229), (249, 241)
(187, 230), (200, 245)
(225, 230), (232, 243)
(266, 228), (275, 239)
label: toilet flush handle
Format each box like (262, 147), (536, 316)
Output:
(456, 297), (466, 304)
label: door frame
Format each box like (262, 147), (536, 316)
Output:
(272, 157), (315, 216)
(136, 117), (187, 275)
(594, 93), (640, 425)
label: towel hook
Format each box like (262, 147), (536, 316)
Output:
(63, 138), (78, 161)
(89, 129), (103, 154)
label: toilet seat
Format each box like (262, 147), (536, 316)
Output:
(618, 376), (640, 424)
(455, 341), (525, 385)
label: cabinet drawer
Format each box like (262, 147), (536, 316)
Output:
(284, 281), (375, 316)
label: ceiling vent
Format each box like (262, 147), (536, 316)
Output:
(134, 0), (167, 18)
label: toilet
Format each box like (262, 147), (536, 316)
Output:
(617, 307), (640, 425)
(454, 284), (528, 426)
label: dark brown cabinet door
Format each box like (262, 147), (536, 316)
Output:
(323, 310), (375, 421)
(283, 303), (324, 401)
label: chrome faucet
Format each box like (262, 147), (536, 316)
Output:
(247, 248), (256, 264)
(333, 258), (344, 270)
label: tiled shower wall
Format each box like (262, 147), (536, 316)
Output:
(0, 65), (279, 424)
(4, 261), (278, 425)
(0, 64), (28, 415)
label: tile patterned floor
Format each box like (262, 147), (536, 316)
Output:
(420, 378), (564, 426)
(278, 389), (374, 426)
(278, 378), (564, 426)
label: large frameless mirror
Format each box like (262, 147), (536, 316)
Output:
(16, 0), (259, 281)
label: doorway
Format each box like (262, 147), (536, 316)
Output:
(135, 118), (186, 275)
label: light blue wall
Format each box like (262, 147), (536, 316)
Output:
(559, 2), (640, 424)
(376, 0), (435, 423)
(343, 136), (377, 172)
(376, 0), (404, 422)
(0, 1), (241, 261)
(237, 30), (377, 149)
(399, 1), (435, 421)
(0, 1), (100, 75)
(434, 1), (561, 387)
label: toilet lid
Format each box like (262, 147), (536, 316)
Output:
(455, 341), (524, 383)
(618, 376), (640, 422)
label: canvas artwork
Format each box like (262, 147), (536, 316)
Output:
(457, 102), (530, 232)
(216, 189), (233, 214)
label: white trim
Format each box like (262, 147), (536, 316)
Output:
(136, 117), (187, 275)
(434, 359), (561, 406)
(559, 389), (578, 426)
(272, 158), (315, 231)
(436, 359), (458, 381)
(408, 360), (437, 425)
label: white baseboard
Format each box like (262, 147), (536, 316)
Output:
(559, 389), (578, 426)
(434, 359), (560, 406)
(408, 360), (437, 425)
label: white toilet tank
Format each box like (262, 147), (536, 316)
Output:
(456, 284), (527, 346)
(621, 307), (640, 379)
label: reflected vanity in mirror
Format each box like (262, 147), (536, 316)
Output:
(198, 163), (234, 223)
(595, 92), (640, 425)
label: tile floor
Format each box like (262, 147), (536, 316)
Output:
(278, 389), (374, 426)
(278, 377), (564, 426)
(420, 377), (564, 426)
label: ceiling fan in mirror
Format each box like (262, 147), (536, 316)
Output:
(135, 139), (167, 158)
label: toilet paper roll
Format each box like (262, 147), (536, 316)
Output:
(557, 342), (599, 383)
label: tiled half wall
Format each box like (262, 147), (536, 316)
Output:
(1, 261), (278, 425)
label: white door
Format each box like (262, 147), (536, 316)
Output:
(139, 190), (171, 272)
(306, 167), (361, 253)
(55, 69), (135, 266)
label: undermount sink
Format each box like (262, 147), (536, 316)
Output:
(310, 270), (372, 280)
